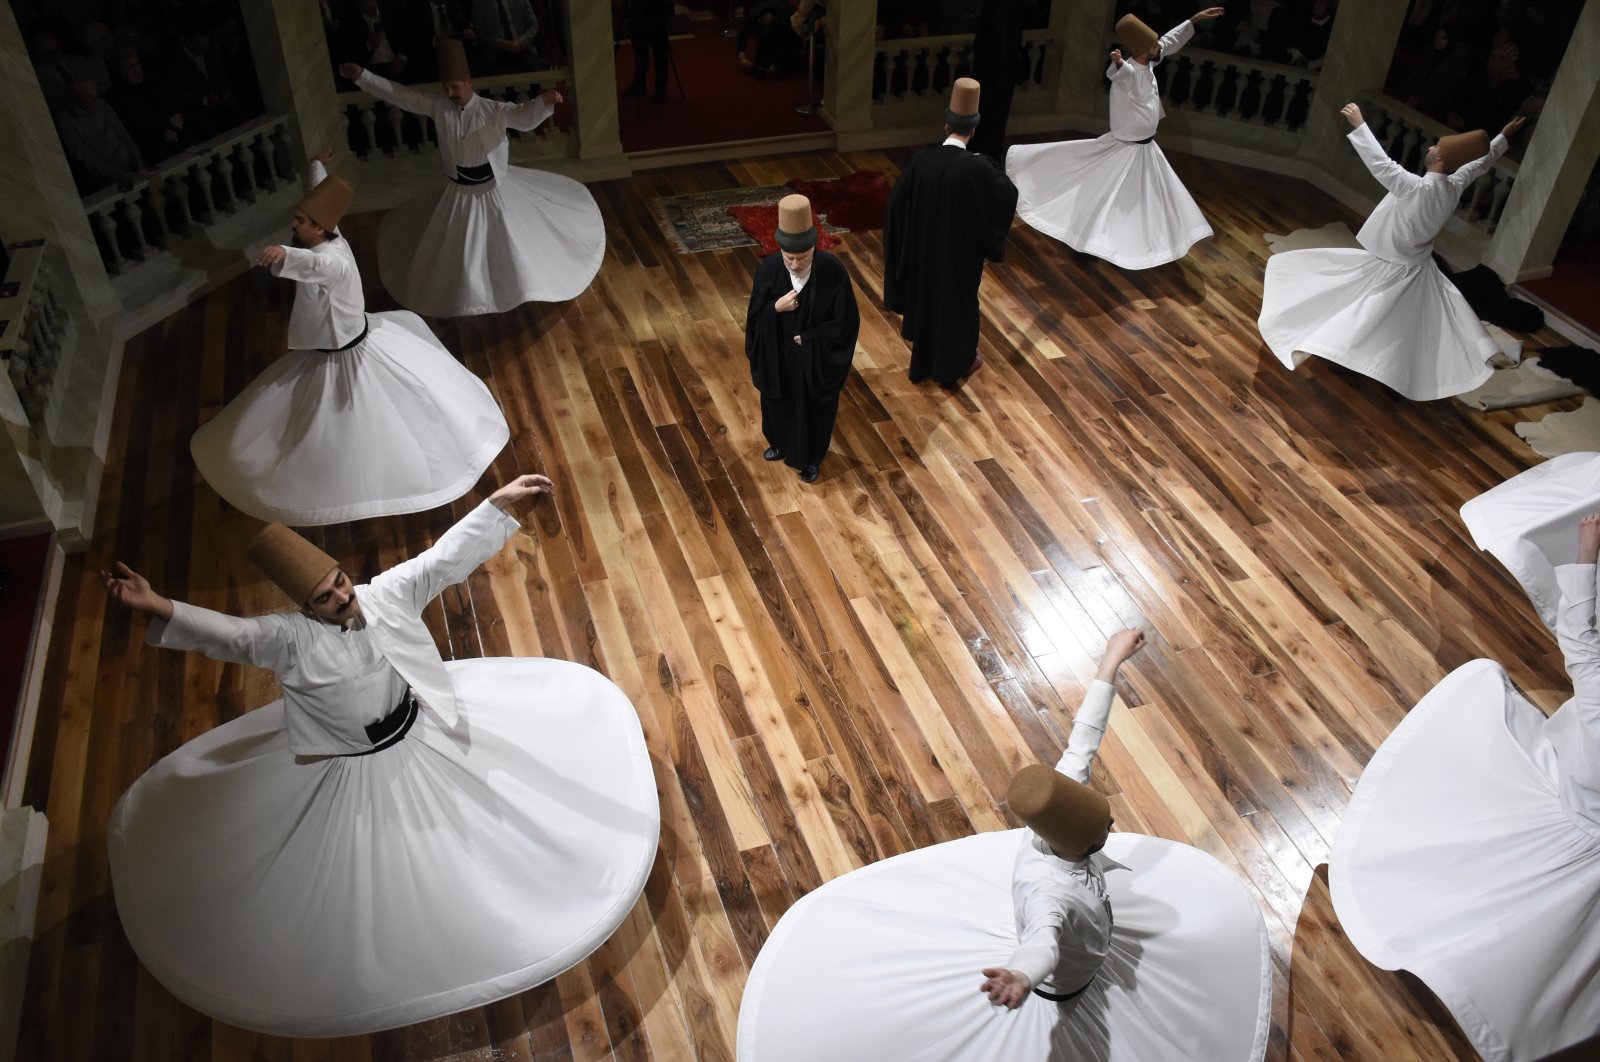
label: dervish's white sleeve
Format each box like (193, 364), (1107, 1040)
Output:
(272, 244), (351, 283)
(1055, 679), (1115, 784)
(1555, 563), (1600, 745)
(1348, 123), (1424, 197)
(1156, 20), (1195, 60)
(147, 600), (298, 674)
(375, 500), (522, 616)
(1449, 133), (1509, 189)
(501, 95), (555, 133)
(356, 69), (444, 120)
(1008, 893), (1067, 988)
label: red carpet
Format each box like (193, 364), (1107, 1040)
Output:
(617, 16), (828, 152)
(0, 533), (50, 768)
(729, 204), (842, 254)
(1519, 241), (1600, 338)
(729, 171), (891, 254)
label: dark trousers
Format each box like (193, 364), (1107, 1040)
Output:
(630, 31), (669, 93)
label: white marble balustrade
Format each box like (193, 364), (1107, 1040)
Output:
(338, 68), (574, 163)
(1360, 94), (1519, 234)
(1156, 47), (1318, 131)
(0, 242), (68, 432)
(80, 113), (295, 275)
(873, 30), (1059, 121)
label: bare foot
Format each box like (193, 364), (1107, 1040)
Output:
(1579, 514), (1600, 565)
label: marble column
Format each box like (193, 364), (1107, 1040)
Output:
(0, 4), (116, 315)
(566, 0), (624, 161)
(1295, 0), (1407, 176)
(826, 0), (877, 149)
(1484, 1), (1600, 283)
(240, 0), (340, 185)
(1051, 0), (1116, 117)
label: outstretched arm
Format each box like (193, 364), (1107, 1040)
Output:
(104, 562), (297, 671)
(1449, 116), (1522, 188)
(1057, 628), (1145, 784)
(503, 89), (560, 133)
(1341, 103), (1423, 197)
(348, 65), (444, 119)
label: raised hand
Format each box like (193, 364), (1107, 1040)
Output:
(1109, 47), (1124, 67)
(1578, 514), (1600, 565)
(338, 63), (364, 81)
(310, 148), (334, 165)
(1193, 6), (1226, 21)
(979, 967), (1031, 1009)
(256, 245), (287, 268)
(101, 561), (174, 618)
(539, 89), (564, 107)
(1501, 114), (1528, 138)
(1341, 102), (1364, 129)
(490, 473), (555, 511)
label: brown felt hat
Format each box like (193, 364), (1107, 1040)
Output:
(437, 37), (472, 82)
(1009, 763), (1112, 858)
(1115, 14), (1160, 56)
(1437, 129), (1491, 172)
(945, 76), (981, 132)
(296, 174), (352, 232)
(248, 522), (339, 605)
(775, 193), (818, 252)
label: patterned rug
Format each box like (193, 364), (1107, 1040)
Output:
(653, 171), (891, 254)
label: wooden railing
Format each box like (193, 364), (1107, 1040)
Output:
(338, 68), (573, 161)
(1, 241), (68, 430)
(1155, 47), (1318, 131)
(873, 29), (1058, 114)
(81, 113), (295, 275)
(1360, 94), (1519, 233)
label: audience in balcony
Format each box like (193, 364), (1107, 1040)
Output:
(1284, 0), (1334, 69)
(1226, 0), (1290, 62)
(464, 0), (543, 75)
(1399, 24), (1468, 122)
(29, 29), (100, 113)
(56, 77), (145, 195)
(108, 45), (192, 165)
(332, 0), (418, 82)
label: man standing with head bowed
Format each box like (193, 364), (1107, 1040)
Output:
(882, 77), (1019, 388)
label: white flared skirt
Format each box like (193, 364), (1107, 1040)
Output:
(737, 830), (1271, 1062)
(378, 167), (606, 317)
(1330, 659), (1600, 1062)
(1007, 135), (1213, 270)
(1460, 452), (1600, 633)
(1259, 247), (1497, 400)
(107, 658), (660, 1038)
(190, 310), (509, 526)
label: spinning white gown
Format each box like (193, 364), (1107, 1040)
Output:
(107, 502), (661, 1037)
(1258, 123), (1507, 400)
(1460, 451), (1600, 633)
(737, 830), (1272, 1062)
(358, 70), (605, 317)
(1331, 654), (1600, 1062)
(190, 163), (509, 526)
(1007, 19), (1212, 270)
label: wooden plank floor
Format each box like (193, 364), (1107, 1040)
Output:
(21, 144), (1579, 1061)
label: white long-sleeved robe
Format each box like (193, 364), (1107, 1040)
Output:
(1005, 20), (1211, 269)
(1258, 125), (1506, 400)
(276, 158), (365, 351)
(355, 70), (605, 315)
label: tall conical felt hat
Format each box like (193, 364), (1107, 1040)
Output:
(945, 76), (981, 132)
(1437, 129), (1491, 172)
(1115, 14), (1160, 56)
(1008, 763), (1112, 857)
(437, 36), (472, 82)
(775, 193), (818, 252)
(248, 522), (339, 605)
(296, 174), (352, 232)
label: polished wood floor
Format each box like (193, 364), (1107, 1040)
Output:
(21, 143), (1581, 1061)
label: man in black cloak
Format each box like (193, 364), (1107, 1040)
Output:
(745, 194), (861, 484)
(882, 77), (1018, 387)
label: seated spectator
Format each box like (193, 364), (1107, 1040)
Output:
(1231, 0), (1289, 62)
(57, 77), (144, 194)
(738, 0), (803, 79)
(334, 0), (413, 81)
(30, 29), (98, 114)
(1286, 0), (1335, 70)
(1405, 24), (1468, 123)
(465, 0), (541, 75)
(108, 44), (189, 164)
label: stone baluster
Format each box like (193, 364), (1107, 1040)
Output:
(1214, 63), (1240, 118)
(1486, 171), (1514, 230)
(120, 197), (148, 262)
(382, 102), (404, 155)
(141, 180), (172, 248)
(271, 122), (293, 177)
(358, 104), (379, 158)
(1168, 55), (1195, 109)
(234, 139), (260, 202)
(254, 131), (279, 191)
(164, 172), (195, 234)
(91, 206), (125, 274)
(190, 157), (218, 223)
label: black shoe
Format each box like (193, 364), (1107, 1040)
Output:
(763, 446), (784, 461)
(800, 464), (820, 483)
(622, 85), (645, 100)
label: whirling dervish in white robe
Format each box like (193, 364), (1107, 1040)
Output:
(104, 477), (661, 1038)
(1259, 103), (1525, 401)
(343, 37), (605, 318)
(190, 156), (509, 526)
(1006, 11), (1221, 270)
(1330, 513), (1600, 1062)
(737, 630), (1272, 1062)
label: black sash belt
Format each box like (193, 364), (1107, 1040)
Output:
(340, 687), (419, 756)
(1133, 134), (1156, 144)
(318, 316), (369, 353)
(1033, 977), (1094, 1002)
(452, 162), (495, 185)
